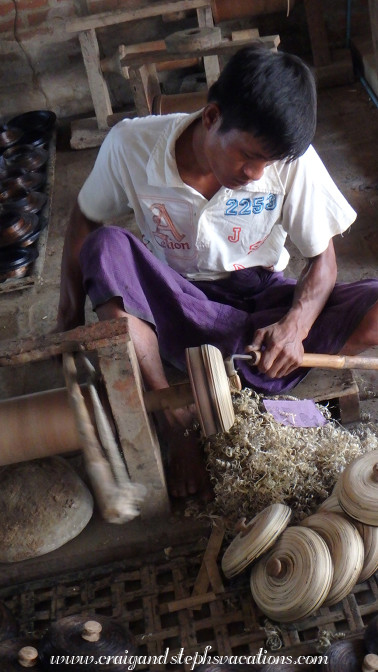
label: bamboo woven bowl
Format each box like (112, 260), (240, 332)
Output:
(250, 526), (333, 623)
(318, 492), (342, 514)
(338, 451), (378, 525)
(318, 495), (378, 583)
(221, 503), (292, 578)
(186, 344), (234, 436)
(354, 521), (378, 583)
(300, 511), (364, 605)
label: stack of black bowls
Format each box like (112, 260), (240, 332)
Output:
(0, 110), (56, 282)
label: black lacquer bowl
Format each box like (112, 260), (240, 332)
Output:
(6, 110), (56, 137)
(0, 187), (47, 214)
(0, 171), (46, 193)
(0, 245), (38, 282)
(0, 126), (24, 153)
(2, 145), (48, 172)
(0, 211), (38, 247)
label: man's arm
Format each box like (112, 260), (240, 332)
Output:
(57, 200), (103, 331)
(246, 239), (338, 377)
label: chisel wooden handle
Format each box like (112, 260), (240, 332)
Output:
(245, 349), (378, 370)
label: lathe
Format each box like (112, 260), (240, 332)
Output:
(0, 317), (377, 524)
(0, 318), (234, 523)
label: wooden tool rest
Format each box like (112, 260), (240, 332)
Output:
(65, 0), (222, 129)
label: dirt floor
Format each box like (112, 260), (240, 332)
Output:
(0, 80), (377, 590)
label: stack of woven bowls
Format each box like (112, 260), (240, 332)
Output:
(0, 110), (56, 282)
(221, 450), (378, 624)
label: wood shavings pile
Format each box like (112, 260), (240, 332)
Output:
(202, 388), (378, 526)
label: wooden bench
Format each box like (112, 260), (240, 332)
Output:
(293, 368), (361, 423)
(65, 0), (221, 130)
(119, 33), (279, 116)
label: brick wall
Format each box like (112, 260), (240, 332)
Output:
(0, 0), (74, 37)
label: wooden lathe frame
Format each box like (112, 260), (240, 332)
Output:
(0, 318), (170, 519)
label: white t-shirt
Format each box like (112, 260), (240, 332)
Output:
(78, 112), (356, 281)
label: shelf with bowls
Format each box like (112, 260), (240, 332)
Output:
(0, 110), (56, 292)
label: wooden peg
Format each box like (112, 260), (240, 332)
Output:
(267, 557), (284, 578)
(18, 646), (39, 668)
(82, 620), (102, 642)
(235, 517), (255, 537)
(101, 45), (129, 78)
(372, 463), (378, 483)
(362, 653), (378, 672)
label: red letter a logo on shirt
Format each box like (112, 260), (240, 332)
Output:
(150, 203), (185, 244)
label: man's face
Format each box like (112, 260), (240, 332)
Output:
(203, 105), (275, 189)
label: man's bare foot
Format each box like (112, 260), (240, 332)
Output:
(167, 428), (214, 502)
(157, 406), (214, 501)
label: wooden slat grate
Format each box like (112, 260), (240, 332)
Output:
(0, 551), (376, 671)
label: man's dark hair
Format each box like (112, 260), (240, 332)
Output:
(207, 43), (317, 162)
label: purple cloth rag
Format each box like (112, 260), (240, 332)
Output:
(80, 227), (378, 394)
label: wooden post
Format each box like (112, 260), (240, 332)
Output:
(128, 63), (161, 116)
(303, 0), (331, 67)
(339, 389), (361, 424)
(197, 5), (221, 86)
(369, 0), (378, 77)
(97, 335), (170, 519)
(79, 29), (113, 129)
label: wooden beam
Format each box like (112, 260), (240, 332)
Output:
(121, 35), (280, 68)
(97, 337), (170, 519)
(0, 318), (131, 367)
(66, 0), (211, 33)
(197, 5), (221, 87)
(339, 390), (361, 424)
(79, 29), (113, 129)
(128, 63), (161, 116)
(162, 592), (217, 613)
(192, 520), (225, 599)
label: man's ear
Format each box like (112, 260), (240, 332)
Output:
(202, 103), (221, 131)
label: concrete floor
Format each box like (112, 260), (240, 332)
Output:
(0, 81), (377, 587)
